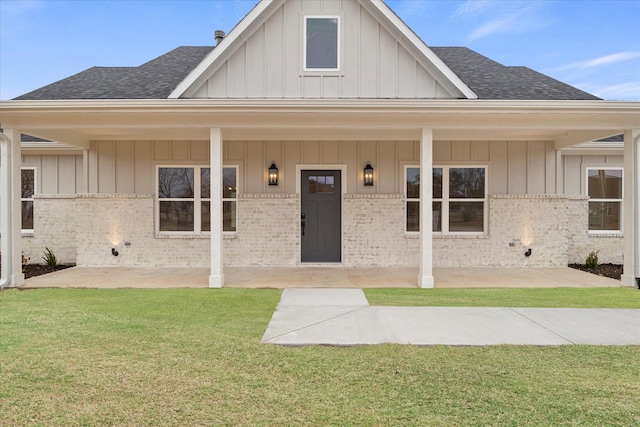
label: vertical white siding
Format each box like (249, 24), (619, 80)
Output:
(196, 0), (455, 99)
(562, 153), (624, 195)
(82, 139), (557, 196)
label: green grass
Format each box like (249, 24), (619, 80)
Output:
(1, 288), (639, 426)
(365, 287), (640, 308)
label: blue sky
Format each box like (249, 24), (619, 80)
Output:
(1, 0), (639, 100)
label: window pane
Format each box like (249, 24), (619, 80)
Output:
(449, 202), (484, 232)
(223, 168), (236, 199)
(407, 167), (420, 199)
(433, 168), (442, 199)
(158, 168), (194, 198)
(306, 17), (338, 69)
(223, 201), (236, 232)
(22, 201), (34, 230)
(407, 201), (420, 232)
(433, 201), (441, 232)
(21, 169), (35, 198)
(159, 201), (194, 231)
(201, 168), (211, 198)
(449, 168), (485, 199)
(201, 201), (211, 232)
(588, 169), (622, 199)
(589, 201), (621, 231)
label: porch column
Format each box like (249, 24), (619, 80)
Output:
(622, 129), (640, 288)
(0, 129), (24, 288)
(419, 128), (434, 288)
(209, 128), (224, 288)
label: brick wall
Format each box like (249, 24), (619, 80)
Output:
(23, 195), (77, 264)
(224, 194), (299, 266)
(21, 193), (623, 268)
(343, 194), (418, 266)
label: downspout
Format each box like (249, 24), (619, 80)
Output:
(0, 133), (12, 289)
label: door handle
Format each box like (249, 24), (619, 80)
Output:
(301, 212), (306, 236)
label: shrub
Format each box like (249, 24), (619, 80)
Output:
(585, 250), (600, 269)
(42, 247), (58, 270)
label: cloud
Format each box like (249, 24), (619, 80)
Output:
(454, 0), (497, 17)
(454, 1), (549, 41)
(388, 0), (432, 20)
(0, 0), (45, 18)
(589, 81), (640, 101)
(0, 0), (46, 36)
(559, 52), (640, 70)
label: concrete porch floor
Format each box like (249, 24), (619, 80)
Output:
(18, 266), (623, 289)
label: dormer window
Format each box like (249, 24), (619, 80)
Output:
(304, 16), (339, 71)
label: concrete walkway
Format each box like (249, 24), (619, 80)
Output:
(262, 288), (640, 346)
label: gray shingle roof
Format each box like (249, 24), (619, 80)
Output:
(14, 46), (214, 100)
(431, 47), (600, 100)
(14, 45), (600, 101)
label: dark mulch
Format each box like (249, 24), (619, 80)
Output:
(568, 263), (623, 280)
(22, 264), (75, 279)
(0, 263), (75, 280)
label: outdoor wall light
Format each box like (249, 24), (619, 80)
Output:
(524, 248), (532, 257)
(363, 162), (374, 186)
(268, 161), (279, 186)
(112, 248), (119, 257)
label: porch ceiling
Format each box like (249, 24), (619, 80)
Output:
(1, 99), (638, 148)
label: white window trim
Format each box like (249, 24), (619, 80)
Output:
(222, 165), (239, 235)
(405, 165), (488, 236)
(586, 166), (623, 234)
(21, 166), (36, 234)
(155, 165), (239, 236)
(303, 15), (341, 72)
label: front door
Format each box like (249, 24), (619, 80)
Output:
(301, 170), (341, 262)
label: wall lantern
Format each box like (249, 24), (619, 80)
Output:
(363, 162), (374, 186)
(268, 161), (279, 186)
(111, 247), (119, 257)
(524, 248), (532, 257)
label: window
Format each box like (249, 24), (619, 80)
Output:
(304, 16), (339, 71)
(587, 168), (622, 232)
(21, 168), (35, 232)
(157, 166), (237, 234)
(222, 167), (237, 232)
(406, 166), (487, 234)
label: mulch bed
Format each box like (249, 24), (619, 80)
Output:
(22, 264), (75, 279)
(568, 263), (623, 280)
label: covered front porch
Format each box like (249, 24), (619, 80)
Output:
(1, 99), (639, 289)
(19, 266), (622, 289)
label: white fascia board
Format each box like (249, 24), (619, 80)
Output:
(168, 0), (282, 99)
(2, 98), (639, 113)
(363, 0), (478, 100)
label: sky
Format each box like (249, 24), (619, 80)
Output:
(1, 0), (639, 101)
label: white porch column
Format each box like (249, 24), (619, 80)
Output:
(622, 129), (640, 288)
(209, 128), (224, 288)
(419, 128), (434, 288)
(0, 129), (24, 288)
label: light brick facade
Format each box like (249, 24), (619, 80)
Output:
(21, 192), (624, 269)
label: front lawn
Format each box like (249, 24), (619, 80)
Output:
(365, 287), (640, 308)
(1, 288), (638, 426)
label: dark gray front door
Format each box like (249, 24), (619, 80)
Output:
(301, 170), (341, 262)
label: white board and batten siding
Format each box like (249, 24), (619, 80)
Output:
(21, 154), (83, 195)
(71, 139), (558, 197)
(562, 154), (624, 196)
(192, 0), (455, 99)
